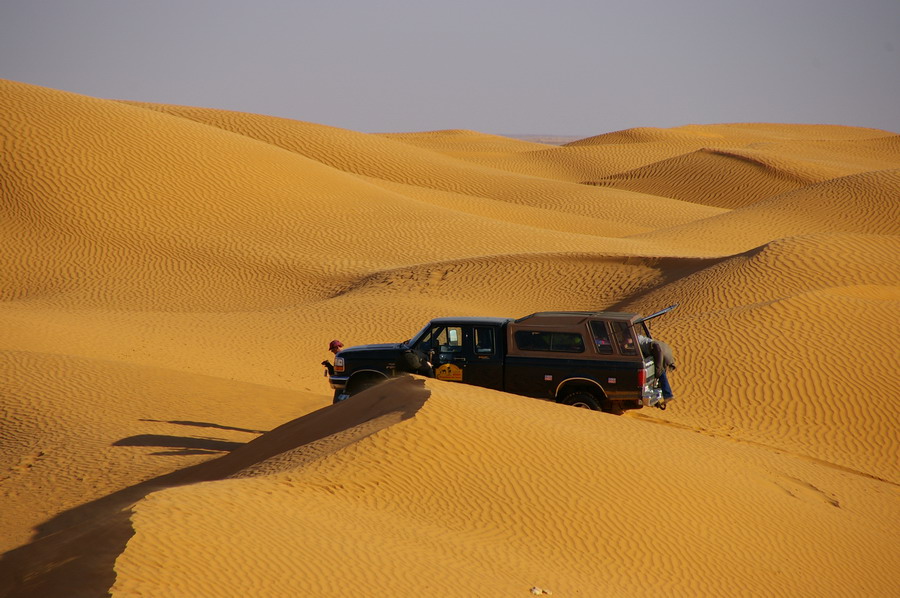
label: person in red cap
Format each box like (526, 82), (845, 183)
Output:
(322, 340), (343, 379)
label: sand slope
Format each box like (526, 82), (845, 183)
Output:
(1, 79), (898, 597)
(111, 379), (899, 597)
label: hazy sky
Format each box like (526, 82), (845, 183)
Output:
(2, 0), (898, 136)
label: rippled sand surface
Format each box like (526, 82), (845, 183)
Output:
(2, 79), (898, 597)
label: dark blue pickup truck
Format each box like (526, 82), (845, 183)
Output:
(327, 306), (677, 413)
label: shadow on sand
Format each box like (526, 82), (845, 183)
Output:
(0, 377), (428, 598)
(113, 434), (244, 455)
(138, 419), (267, 435)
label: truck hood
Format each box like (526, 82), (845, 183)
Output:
(338, 343), (406, 355)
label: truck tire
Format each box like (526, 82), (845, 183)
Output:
(562, 392), (602, 411)
(343, 373), (387, 400)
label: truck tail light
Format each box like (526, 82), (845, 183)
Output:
(335, 357), (344, 373)
(637, 368), (646, 387)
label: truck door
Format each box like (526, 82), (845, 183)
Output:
(428, 324), (504, 391)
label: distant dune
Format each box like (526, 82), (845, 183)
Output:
(1, 79), (898, 597)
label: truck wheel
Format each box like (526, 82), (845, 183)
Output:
(343, 374), (386, 400)
(562, 392), (602, 411)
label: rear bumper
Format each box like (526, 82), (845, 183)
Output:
(641, 386), (664, 407)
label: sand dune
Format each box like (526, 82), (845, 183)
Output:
(1, 79), (899, 596)
(631, 170), (900, 253)
(110, 379), (899, 597)
(120, 101), (724, 231)
(585, 147), (845, 209)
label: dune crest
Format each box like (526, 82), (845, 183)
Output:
(1, 79), (898, 596)
(111, 381), (899, 597)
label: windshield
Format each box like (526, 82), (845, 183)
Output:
(406, 322), (433, 347)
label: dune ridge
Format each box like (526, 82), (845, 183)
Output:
(109, 379), (900, 597)
(584, 147), (839, 209)
(1, 79), (898, 596)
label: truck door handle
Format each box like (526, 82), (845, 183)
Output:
(453, 357), (467, 364)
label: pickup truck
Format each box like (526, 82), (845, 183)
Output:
(327, 306), (677, 413)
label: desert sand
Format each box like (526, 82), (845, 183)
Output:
(1, 78), (898, 597)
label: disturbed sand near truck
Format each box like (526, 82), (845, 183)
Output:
(1, 79), (899, 596)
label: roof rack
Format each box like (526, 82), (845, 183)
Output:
(514, 310), (638, 324)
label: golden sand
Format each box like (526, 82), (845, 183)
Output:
(1, 79), (898, 597)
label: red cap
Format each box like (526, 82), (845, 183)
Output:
(329, 339), (343, 351)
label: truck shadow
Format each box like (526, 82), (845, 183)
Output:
(138, 419), (267, 435)
(112, 434), (244, 455)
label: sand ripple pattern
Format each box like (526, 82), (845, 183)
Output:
(1, 79), (899, 596)
(112, 381), (900, 597)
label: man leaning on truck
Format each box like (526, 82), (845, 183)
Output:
(639, 335), (676, 401)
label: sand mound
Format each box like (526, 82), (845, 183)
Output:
(1, 81), (725, 311)
(0, 348), (314, 552)
(108, 379), (899, 597)
(584, 147), (844, 209)
(567, 126), (726, 146)
(379, 128), (549, 154)
(633, 170), (900, 254)
(120, 101), (724, 230)
(0, 376), (428, 597)
(2, 79), (898, 596)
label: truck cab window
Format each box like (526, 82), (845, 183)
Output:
(589, 321), (613, 354)
(438, 326), (463, 353)
(474, 327), (495, 354)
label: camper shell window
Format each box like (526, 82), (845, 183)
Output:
(515, 330), (585, 353)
